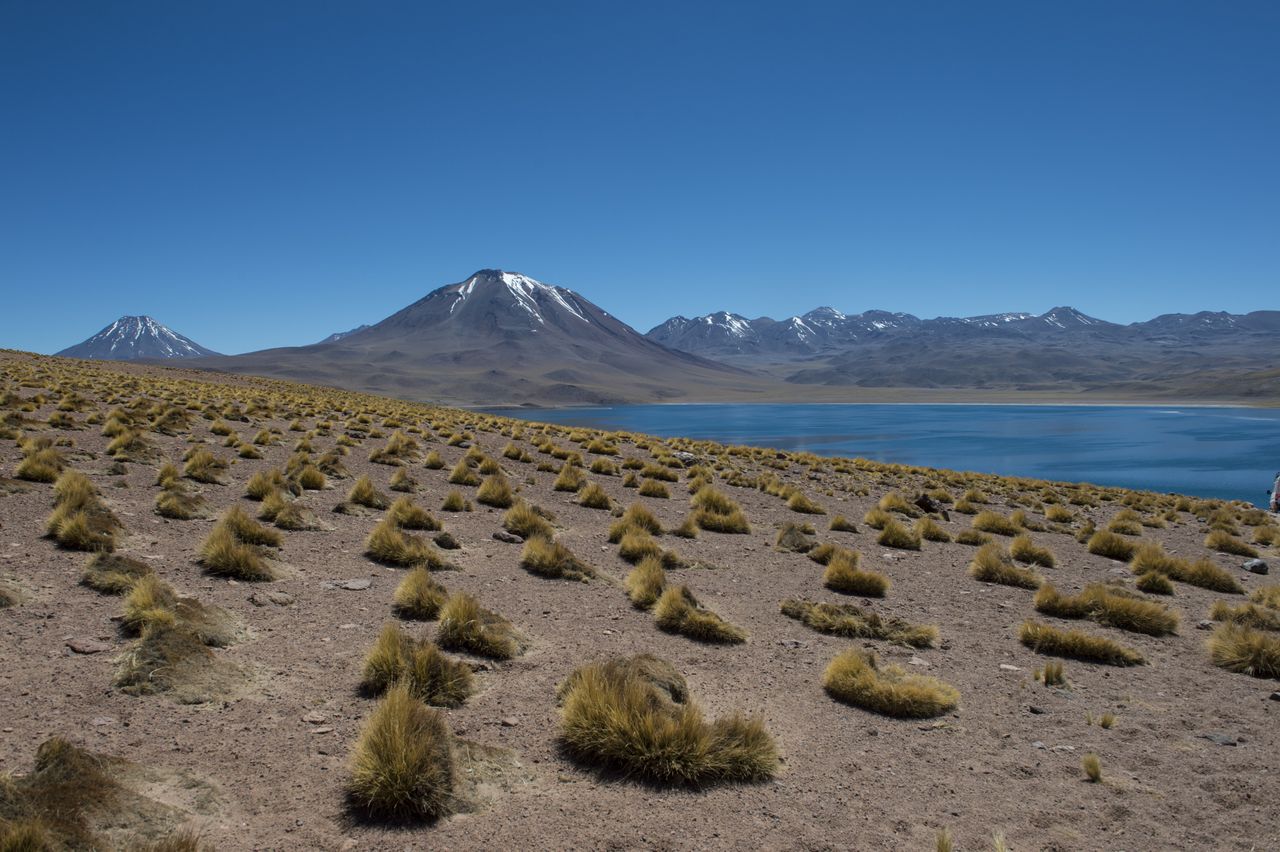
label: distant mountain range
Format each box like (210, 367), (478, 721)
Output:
(56, 316), (219, 360)
(51, 274), (1280, 405)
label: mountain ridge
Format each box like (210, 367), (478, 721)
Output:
(56, 316), (219, 361)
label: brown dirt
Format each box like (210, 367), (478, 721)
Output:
(1, 351), (1278, 850)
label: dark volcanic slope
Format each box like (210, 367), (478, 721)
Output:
(195, 270), (762, 405)
(56, 316), (220, 360)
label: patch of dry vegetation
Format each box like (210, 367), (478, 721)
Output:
(780, 598), (937, 647)
(822, 649), (958, 718)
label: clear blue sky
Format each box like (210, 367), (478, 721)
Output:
(2, 1), (1276, 355)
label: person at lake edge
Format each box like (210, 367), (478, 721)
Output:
(1272, 472), (1280, 512)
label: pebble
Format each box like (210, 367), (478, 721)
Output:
(1200, 732), (1239, 746)
(500, 717), (519, 727)
(302, 711), (327, 724)
(998, 664), (1021, 672)
(1243, 559), (1268, 575)
(338, 579), (371, 591)
(1270, 692), (1280, 702)
(493, 531), (524, 544)
(1196, 619), (1214, 630)
(249, 590), (295, 607)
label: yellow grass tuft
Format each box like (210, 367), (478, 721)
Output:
(558, 656), (777, 785)
(502, 501), (553, 540)
(654, 586), (746, 644)
(968, 543), (1041, 589)
(436, 593), (523, 659)
(1019, 620), (1144, 666)
(475, 474), (514, 508)
(1087, 531), (1138, 561)
(347, 683), (455, 821)
(520, 536), (595, 581)
(361, 623), (472, 705)
(822, 649), (958, 718)
(1207, 623), (1280, 678)
(624, 555), (667, 609)
(198, 524), (274, 581)
(822, 550), (889, 597)
(393, 567), (449, 620)
(1204, 529), (1259, 558)
(877, 518), (922, 551)
(1034, 583), (1178, 636)
(1009, 533), (1055, 568)
(578, 482), (613, 509)
(780, 598), (937, 647)
(348, 475), (389, 509)
(972, 511), (1019, 536)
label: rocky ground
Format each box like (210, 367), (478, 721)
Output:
(1, 351), (1277, 851)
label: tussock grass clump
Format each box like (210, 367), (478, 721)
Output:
(1135, 571), (1175, 595)
(198, 524), (274, 581)
(16, 447), (64, 482)
(389, 467), (417, 492)
(552, 464), (586, 493)
(1037, 660), (1066, 686)
(1251, 585), (1280, 609)
(780, 598), (937, 647)
(423, 450), (445, 470)
(1207, 623), (1280, 678)
(806, 542), (845, 565)
(1087, 531), (1138, 561)
(558, 655), (777, 785)
(914, 517), (951, 543)
(387, 496), (440, 531)
(1204, 529), (1259, 558)
(608, 503), (662, 542)
(955, 529), (990, 547)
(1045, 505), (1075, 523)
(787, 491), (825, 515)
(0, 736), (126, 849)
(393, 568), (449, 620)
(296, 464), (327, 490)
(968, 543), (1041, 589)
(829, 515), (858, 533)
(436, 593), (523, 659)
(972, 511), (1019, 536)
(80, 552), (154, 594)
(877, 492), (918, 517)
(1082, 753), (1102, 783)
(520, 536), (595, 581)
(877, 518), (922, 551)
(347, 683), (455, 821)
(182, 449), (229, 485)
(120, 575), (237, 647)
(475, 474), (514, 508)
(578, 482), (612, 509)
(1009, 534), (1056, 568)
(625, 555), (667, 609)
(361, 623), (473, 705)
(440, 490), (472, 512)
(1209, 601), (1280, 632)
(638, 478), (670, 499)
(221, 506), (281, 547)
(617, 529), (663, 564)
(1035, 583), (1178, 636)
(369, 430), (421, 465)
(1130, 542), (1243, 593)
(348, 476), (390, 510)
(45, 471), (121, 553)
(1019, 620), (1144, 666)
(775, 522), (816, 553)
(822, 551), (889, 597)
(691, 486), (750, 534)
(245, 469), (286, 501)
(366, 518), (440, 569)
(154, 484), (208, 520)
(113, 622), (236, 700)
(447, 458), (481, 487)
(822, 649), (958, 718)
(502, 501), (554, 540)
(654, 586), (746, 644)
(862, 507), (891, 530)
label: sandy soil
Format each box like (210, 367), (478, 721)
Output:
(1, 353), (1278, 851)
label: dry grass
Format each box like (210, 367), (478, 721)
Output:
(520, 536), (595, 581)
(972, 511), (1019, 536)
(393, 568), (449, 620)
(347, 683), (455, 821)
(45, 471), (120, 553)
(1035, 583), (1178, 636)
(558, 656), (777, 786)
(822, 649), (958, 718)
(475, 474), (514, 508)
(914, 517), (951, 543)
(830, 514), (858, 533)
(608, 504), (662, 541)
(968, 543), (1041, 589)
(1209, 601), (1280, 632)
(502, 501), (554, 541)
(638, 478), (670, 499)
(822, 551), (889, 597)
(1009, 534), (1055, 568)
(691, 486), (750, 534)
(198, 524), (274, 581)
(877, 518), (922, 551)
(440, 490), (472, 512)
(787, 491), (825, 514)
(1130, 542), (1243, 593)
(552, 464), (586, 492)
(654, 586), (746, 644)
(182, 449), (229, 485)
(154, 486), (208, 520)
(578, 482), (613, 509)
(1207, 623), (1280, 678)
(221, 506), (281, 547)
(348, 476), (390, 510)
(1251, 585), (1280, 609)
(79, 552), (153, 595)
(360, 623), (473, 705)
(436, 593), (523, 659)
(624, 555), (667, 609)
(1204, 529), (1259, 558)
(365, 518), (439, 569)
(1019, 620), (1144, 666)
(387, 496), (440, 531)
(1087, 531), (1138, 561)
(780, 598), (937, 647)
(1082, 753), (1102, 783)
(1135, 571), (1175, 595)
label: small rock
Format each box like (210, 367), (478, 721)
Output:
(1050, 745), (1076, 752)
(1032, 741), (1046, 750)
(998, 664), (1021, 672)
(469, 661), (493, 672)
(908, 656), (929, 667)
(92, 716), (116, 727)
(500, 717), (519, 727)
(1200, 732), (1238, 746)
(67, 638), (111, 654)
(493, 531), (523, 544)
(1028, 705), (1045, 715)
(302, 711), (327, 724)
(339, 579), (371, 591)
(311, 726), (334, 735)
(249, 590), (296, 607)
(1243, 559), (1268, 575)
(1270, 692), (1280, 702)
(1196, 619), (1215, 630)
(777, 639), (808, 649)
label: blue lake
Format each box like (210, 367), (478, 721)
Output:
(482, 404), (1280, 505)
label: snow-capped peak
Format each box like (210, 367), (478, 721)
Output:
(57, 315), (218, 360)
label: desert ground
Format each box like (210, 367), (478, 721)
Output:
(1, 350), (1278, 851)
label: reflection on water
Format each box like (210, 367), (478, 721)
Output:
(480, 404), (1280, 504)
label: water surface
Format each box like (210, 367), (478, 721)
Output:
(482, 404), (1280, 504)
